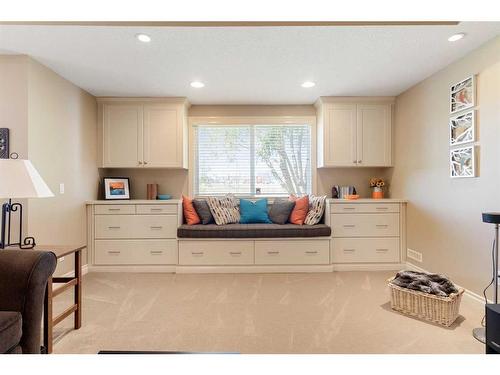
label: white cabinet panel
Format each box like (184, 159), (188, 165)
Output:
(332, 237), (400, 263)
(331, 213), (399, 238)
(95, 239), (178, 265)
(255, 240), (330, 265)
(179, 241), (254, 265)
(324, 104), (357, 167)
(95, 205), (136, 215)
(95, 215), (177, 239)
(102, 104), (143, 167)
(330, 203), (399, 214)
(143, 105), (183, 167)
(357, 104), (392, 166)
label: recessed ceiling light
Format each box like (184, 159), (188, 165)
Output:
(301, 81), (315, 88)
(190, 81), (205, 88)
(448, 33), (465, 42)
(136, 33), (151, 43)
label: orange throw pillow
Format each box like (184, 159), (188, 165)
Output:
(182, 195), (201, 225)
(289, 195), (309, 225)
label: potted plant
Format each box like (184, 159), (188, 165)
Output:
(369, 177), (385, 199)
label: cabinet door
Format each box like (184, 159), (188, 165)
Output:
(102, 104), (143, 167)
(324, 104), (357, 166)
(356, 104), (392, 166)
(143, 105), (184, 168)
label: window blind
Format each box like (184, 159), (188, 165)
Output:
(194, 124), (311, 196)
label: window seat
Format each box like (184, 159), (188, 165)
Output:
(177, 223), (331, 239)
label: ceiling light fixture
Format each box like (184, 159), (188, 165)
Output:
(448, 33), (465, 42)
(301, 81), (315, 88)
(136, 33), (151, 43)
(190, 81), (205, 88)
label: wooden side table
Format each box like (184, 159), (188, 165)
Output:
(33, 245), (86, 354)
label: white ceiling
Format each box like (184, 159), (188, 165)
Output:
(1, 23), (499, 104)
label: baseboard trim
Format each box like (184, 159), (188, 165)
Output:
(406, 262), (490, 305)
(175, 264), (334, 274)
(332, 263), (406, 271)
(88, 265), (177, 273)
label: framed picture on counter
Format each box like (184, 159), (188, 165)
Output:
(103, 177), (131, 200)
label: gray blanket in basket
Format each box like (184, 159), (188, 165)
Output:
(391, 270), (458, 297)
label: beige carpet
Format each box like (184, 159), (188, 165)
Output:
(51, 271), (485, 354)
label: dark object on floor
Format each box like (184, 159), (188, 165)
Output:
(391, 270), (458, 297)
(0, 249), (56, 353)
(486, 304), (500, 354)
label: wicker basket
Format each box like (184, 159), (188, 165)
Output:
(387, 277), (464, 327)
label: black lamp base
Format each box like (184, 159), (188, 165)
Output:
(0, 199), (36, 249)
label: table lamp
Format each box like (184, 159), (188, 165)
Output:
(0, 159), (54, 249)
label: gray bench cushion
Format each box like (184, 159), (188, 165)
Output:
(177, 223), (331, 238)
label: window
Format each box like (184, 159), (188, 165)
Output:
(194, 124), (311, 196)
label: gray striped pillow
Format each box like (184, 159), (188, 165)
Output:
(207, 194), (240, 225)
(304, 195), (327, 225)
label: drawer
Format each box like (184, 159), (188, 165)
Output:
(331, 213), (399, 237)
(136, 204), (178, 215)
(95, 215), (177, 239)
(95, 215), (136, 239)
(95, 205), (136, 215)
(178, 241), (254, 265)
(330, 203), (399, 214)
(134, 215), (178, 238)
(332, 237), (400, 263)
(255, 240), (330, 265)
(94, 240), (177, 265)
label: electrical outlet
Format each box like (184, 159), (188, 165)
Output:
(59, 183), (65, 194)
(407, 248), (423, 263)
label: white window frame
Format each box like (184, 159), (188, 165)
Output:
(188, 116), (317, 198)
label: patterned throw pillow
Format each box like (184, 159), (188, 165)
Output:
(207, 194), (240, 225)
(304, 195), (327, 225)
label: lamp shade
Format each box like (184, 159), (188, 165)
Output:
(0, 159), (54, 199)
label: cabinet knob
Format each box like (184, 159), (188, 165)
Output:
(144, 161), (148, 165)
(138, 161), (143, 165)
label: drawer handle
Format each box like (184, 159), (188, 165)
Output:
(107, 250), (121, 254)
(376, 248), (389, 252)
(305, 251), (318, 255)
(343, 224), (356, 228)
(150, 250), (163, 255)
(108, 208), (121, 211)
(229, 251), (242, 256)
(343, 207), (355, 210)
(376, 207), (388, 210)
(150, 226), (163, 230)
(191, 251), (204, 256)
(267, 251), (280, 255)
(343, 249), (356, 253)
(150, 208), (163, 211)
(108, 226), (121, 229)
(376, 224), (389, 228)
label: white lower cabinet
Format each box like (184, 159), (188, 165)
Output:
(95, 239), (178, 265)
(330, 201), (405, 265)
(254, 240), (330, 265)
(179, 241), (254, 265)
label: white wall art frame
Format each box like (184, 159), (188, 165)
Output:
(449, 110), (475, 146)
(450, 146), (475, 178)
(450, 75), (476, 114)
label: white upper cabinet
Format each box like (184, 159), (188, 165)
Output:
(102, 104), (143, 168)
(316, 98), (393, 168)
(98, 98), (189, 169)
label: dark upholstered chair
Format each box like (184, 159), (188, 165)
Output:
(0, 250), (56, 354)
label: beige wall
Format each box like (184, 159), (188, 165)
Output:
(26, 58), (99, 275)
(390, 36), (500, 297)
